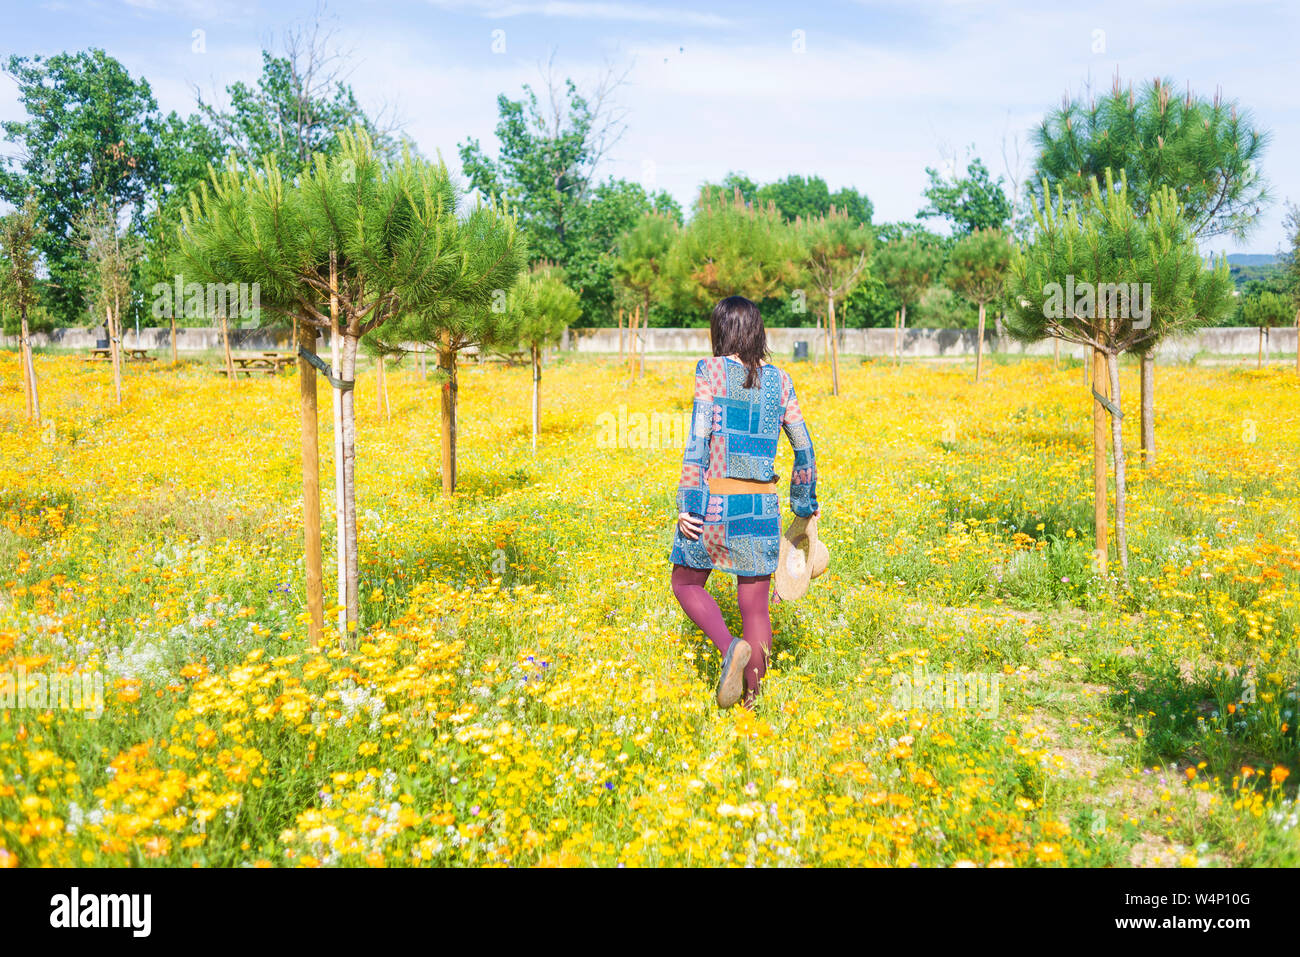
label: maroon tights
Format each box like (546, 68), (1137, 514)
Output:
(670, 564), (772, 705)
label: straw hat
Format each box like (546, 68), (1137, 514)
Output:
(774, 514), (829, 601)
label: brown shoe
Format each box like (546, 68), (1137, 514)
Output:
(717, 638), (752, 709)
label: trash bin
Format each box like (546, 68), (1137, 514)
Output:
(793, 340), (809, 362)
(95, 339), (109, 350)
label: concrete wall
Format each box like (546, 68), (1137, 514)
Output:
(569, 325), (1297, 360)
(6, 325), (293, 352)
(8, 324), (1296, 360)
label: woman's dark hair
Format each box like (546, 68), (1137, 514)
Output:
(710, 295), (769, 388)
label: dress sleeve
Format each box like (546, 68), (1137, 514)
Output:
(780, 372), (818, 517)
(677, 359), (715, 515)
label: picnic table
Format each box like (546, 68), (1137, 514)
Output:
(84, 346), (155, 363)
(227, 351), (298, 375)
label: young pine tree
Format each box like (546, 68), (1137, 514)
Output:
(508, 265), (582, 453)
(1241, 290), (1293, 369)
(1006, 171), (1233, 579)
(795, 206), (872, 395)
(943, 228), (1012, 383)
(875, 237), (942, 367)
(663, 187), (800, 315)
(179, 128), (522, 642)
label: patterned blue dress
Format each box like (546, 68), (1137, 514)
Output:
(669, 356), (818, 577)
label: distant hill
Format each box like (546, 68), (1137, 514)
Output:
(1226, 253), (1280, 266)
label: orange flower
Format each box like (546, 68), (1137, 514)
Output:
(1270, 766), (1290, 786)
(1034, 842), (1063, 863)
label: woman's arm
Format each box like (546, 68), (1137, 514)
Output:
(780, 372), (818, 517)
(676, 359), (716, 539)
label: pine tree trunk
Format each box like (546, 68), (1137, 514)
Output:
(531, 344), (540, 454)
(297, 322), (324, 648)
(639, 317), (646, 379)
(1140, 352), (1155, 467)
(618, 308), (625, 362)
(898, 304), (907, 368)
(828, 295), (840, 396)
(974, 303), (986, 383)
(220, 313), (235, 385)
(1258, 326), (1264, 369)
(1106, 351), (1128, 579)
(627, 308), (638, 380)
(21, 308), (39, 421)
(419, 344), (426, 379)
(1091, 343), (1109, 577)
(382, 355), (391, 421)
(329, 251), (347, 642)
(894, 309), (901, 367)
(170, 316), (178, 365)
(439, 332), (458, 496)
(644, 290), (652, 352)
(339, 333), (360, 641)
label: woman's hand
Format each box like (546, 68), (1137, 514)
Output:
(677, 512), (703, 540)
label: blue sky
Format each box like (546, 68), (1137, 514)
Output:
(2, 0), (1297, 254)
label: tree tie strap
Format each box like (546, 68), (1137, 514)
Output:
(1092, 387), (1122, 419)
(297, 346), (355, 391)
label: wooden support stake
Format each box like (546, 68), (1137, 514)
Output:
(297, 322), (325, 648)
(1091, 342), (1109, 578)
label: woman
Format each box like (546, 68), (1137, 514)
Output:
(670, 295), (819, 710)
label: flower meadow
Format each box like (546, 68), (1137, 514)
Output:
(1, 350), (1297, 868)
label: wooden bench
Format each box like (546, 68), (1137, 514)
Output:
(84, 346), (155, 363)
(226, 351), (297, 376)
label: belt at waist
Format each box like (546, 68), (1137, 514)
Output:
(707, 476), (779, 495)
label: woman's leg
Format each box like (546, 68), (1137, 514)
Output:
(670, 564), (733, 656)
(737, 574), (773, 706)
